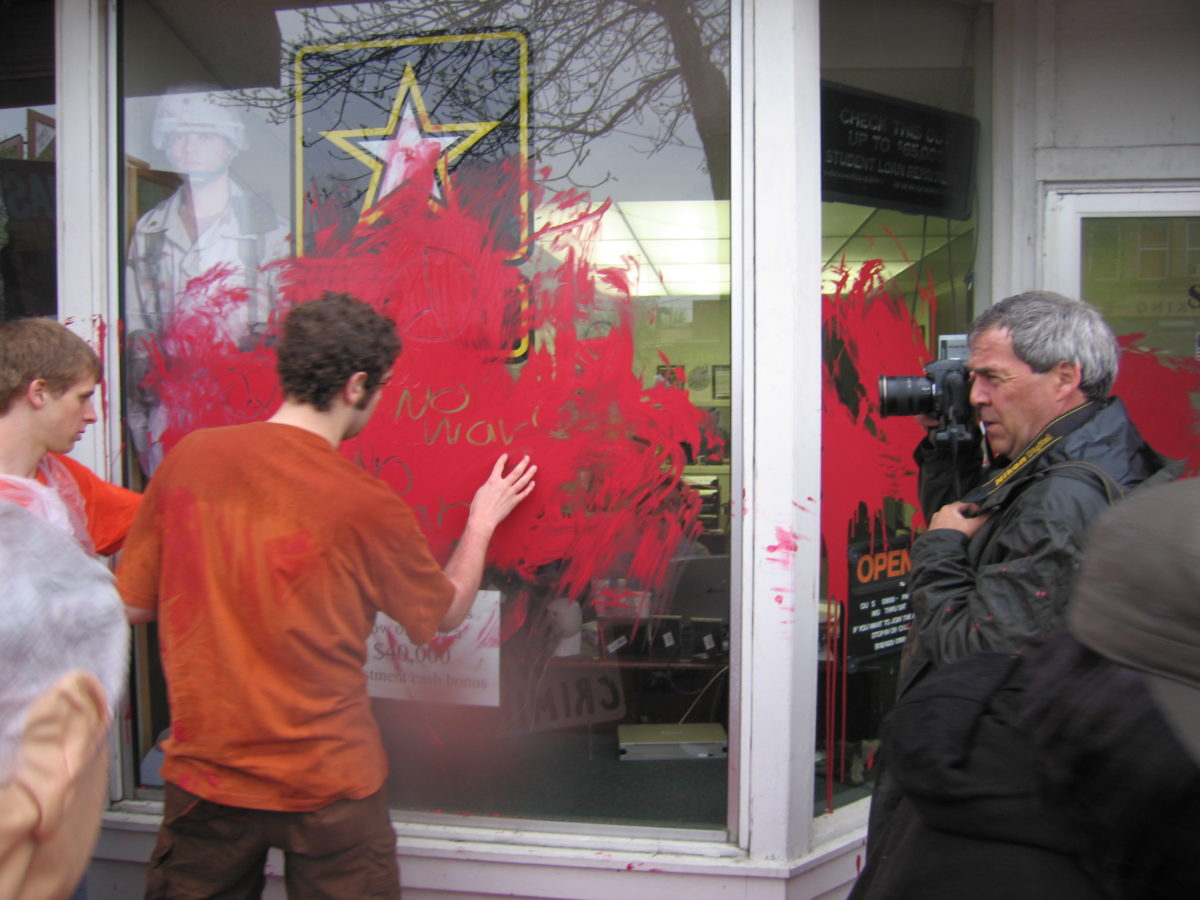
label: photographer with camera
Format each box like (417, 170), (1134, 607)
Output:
(864, 291), (1180, 845)
(887, 291), (1178, 698)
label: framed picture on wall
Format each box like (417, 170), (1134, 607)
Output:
(712, 364), (731, 400)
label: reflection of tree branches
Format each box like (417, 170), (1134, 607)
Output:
(233, 0), (730, 197)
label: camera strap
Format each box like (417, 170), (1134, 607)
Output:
(961, 400), (1103, 506)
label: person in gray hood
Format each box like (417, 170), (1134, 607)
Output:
(850, 476), (1200, 900)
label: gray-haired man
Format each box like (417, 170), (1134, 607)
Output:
(899, 290), (1178, 697)
(866, 291), (1179, 844)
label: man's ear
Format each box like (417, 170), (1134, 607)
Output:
(1052, 360), (1083, 398)
(10, 671), (109, 841)
(342, 371), (369, 407)
(24, 379), (49, 411)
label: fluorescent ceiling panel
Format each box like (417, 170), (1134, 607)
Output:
(536, 200), (731, 298)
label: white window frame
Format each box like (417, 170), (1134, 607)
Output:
(1186, 221), (1200, 279)
(56, 0), (120, 470)
(1043, 185), (1200, 299)
(54, 0), (127, 806)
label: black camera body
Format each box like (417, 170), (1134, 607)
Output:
(878, 358), (975, 448)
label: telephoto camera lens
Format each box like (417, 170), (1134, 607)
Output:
(878, 375), (936, 418)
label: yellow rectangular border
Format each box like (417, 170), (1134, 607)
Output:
(292, 32), (530, 258)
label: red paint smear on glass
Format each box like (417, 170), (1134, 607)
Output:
(821, 260), (928, 611)
(820, 259), (930, 811)
(1113, 335), (1200, 475)
(139, 159), (709, 617)
(139, 266), (281, 449)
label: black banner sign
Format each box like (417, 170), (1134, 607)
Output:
(821, 81), (978, 221)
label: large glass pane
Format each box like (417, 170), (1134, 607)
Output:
(0, 0), (56, 320)
(817, 0), (989, 813)
(120, 0), (731, 833)
(1081, 214), (1200, 475)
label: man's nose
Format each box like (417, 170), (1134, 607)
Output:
(968, 377), (986, 407)
(83, 399), (98, 423)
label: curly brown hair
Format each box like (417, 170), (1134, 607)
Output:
(0, 318), (102, 416)
(275, 293), (401, 411)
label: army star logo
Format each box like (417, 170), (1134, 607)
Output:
(321, 63), (500, 213)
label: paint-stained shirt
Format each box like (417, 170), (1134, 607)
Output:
(117, 421), (455, 811)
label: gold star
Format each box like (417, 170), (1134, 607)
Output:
(322, 63), (500, 214)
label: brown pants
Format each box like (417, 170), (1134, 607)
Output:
(145, 783), (401, 900)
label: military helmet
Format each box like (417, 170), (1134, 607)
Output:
(151, 90), (246, 152)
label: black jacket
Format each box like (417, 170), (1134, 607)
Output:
(899, 397), (1177, 696)
(851, 637), (1200, 900)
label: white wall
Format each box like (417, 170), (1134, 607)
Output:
(991, 0), (1200, 296)
(1049, 0), (1200, 155)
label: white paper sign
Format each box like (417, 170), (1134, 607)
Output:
(364, 590), (500, 706)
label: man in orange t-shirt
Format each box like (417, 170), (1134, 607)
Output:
(0, 317), (140, 555)
(118, 293), (536, 899)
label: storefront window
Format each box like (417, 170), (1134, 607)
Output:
(0, 0), (56, 320)
(817, 0), (988, 812)
(120, 0), (731, 833)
